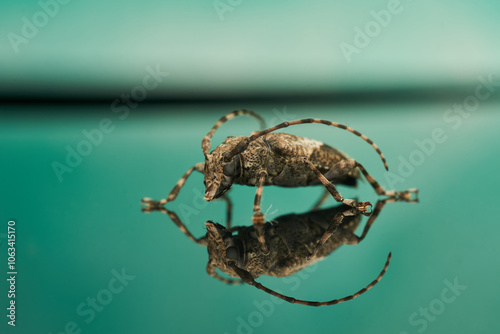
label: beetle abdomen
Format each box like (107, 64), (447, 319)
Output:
(263, 133), (360, 187)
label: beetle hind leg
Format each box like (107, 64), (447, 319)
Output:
(317, 158), (419, 203)
(354, 162), (419, 203)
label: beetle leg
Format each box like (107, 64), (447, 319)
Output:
(141, 162), (205, 211)
(142, 162), (234, 229)
(353, 161), (419, 202)
(307, 205), (360, 259)
(311, 195), (417, 258)
(308, 210), (345, 259)
(207, 261), (243, 285)
(144, 206), (209, 246)
(351, 197), (396, 244)
(252, 170), (269, 254)
(303, 158), (372, 215)
(318, 158), (419, 203)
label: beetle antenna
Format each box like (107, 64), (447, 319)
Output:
(202, 110), (266, 156)
(230, 252), (391, 306)
(225, 119), (389, 171)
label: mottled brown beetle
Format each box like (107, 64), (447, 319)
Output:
(152, 198), (402, 306)
(142, 110), (418, 255)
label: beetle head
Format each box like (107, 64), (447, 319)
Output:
(203, 143), (242, 201)
(206, 221), (245, 273)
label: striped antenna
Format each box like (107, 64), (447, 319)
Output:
(225, 119), (389, 171)
(202, 110), (266, 156)
(231, 252), (391, 306)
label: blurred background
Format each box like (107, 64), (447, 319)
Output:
(1, 1), (499, 334)
(2, 0), (500, 101)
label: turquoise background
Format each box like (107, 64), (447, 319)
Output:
(1, 106), (499, 334)
(1, 0), (500, 333)
(1, 0), (500, 98)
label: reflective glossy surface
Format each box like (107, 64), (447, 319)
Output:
(1, 105), (499, 333)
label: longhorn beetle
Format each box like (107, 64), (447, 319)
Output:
(142, 110), (418, 255)
(150, 198), (405, 306)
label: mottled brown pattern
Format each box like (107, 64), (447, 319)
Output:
(141, 110), (419, 258)
(202, 203), (393, 306)
(211, 133), (359, 188)
(207, 204), (361, 279)
(144, 193), (417, 305)
(225, 118), (389, 171)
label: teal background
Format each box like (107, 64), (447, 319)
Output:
(1, 0), (500, 333)
(1, 106), (499, 334)
(1, 0), (500, 98)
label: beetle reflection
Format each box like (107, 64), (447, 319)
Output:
(144, 196), (414, 306)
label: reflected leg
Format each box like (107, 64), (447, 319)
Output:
(151, 207), (208, 246)
(308, 205), (360, 259)
(309, 195), (415, 258)
(207, 262), (243, 285)
(252, 170), (269, 254)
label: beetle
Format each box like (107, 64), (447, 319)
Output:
(142, 110), (418, 254)
(151, 198), (404, 306)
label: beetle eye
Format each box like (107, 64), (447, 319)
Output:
(226, 246), (239, 260)
(223, 155), (241, 177)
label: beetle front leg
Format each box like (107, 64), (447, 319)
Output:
(252, 170), (269, 254)
(303, 158), (372, 216)
(141, 162), (204, 211)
